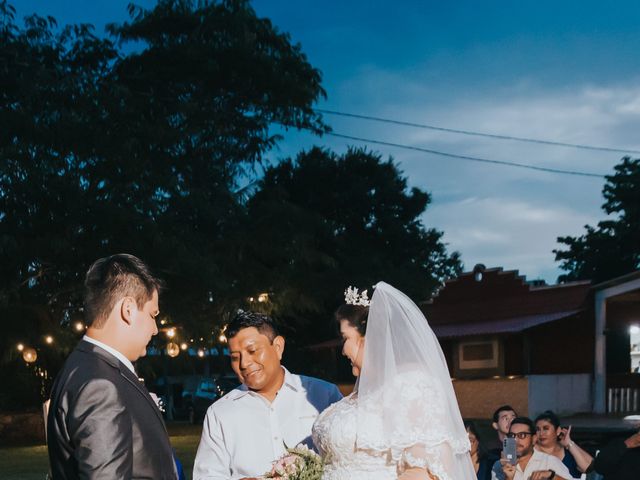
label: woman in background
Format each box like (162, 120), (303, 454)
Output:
(534, 410), (593, 478)
(464, 421), (492, 480)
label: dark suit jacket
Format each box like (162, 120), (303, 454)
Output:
(593, 436), (640, 480)
(47, 340), (177, 479)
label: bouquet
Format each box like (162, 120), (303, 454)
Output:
(264, 444), (324, 480)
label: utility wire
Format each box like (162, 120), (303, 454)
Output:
(317, 108), (640, 155)
(327, 132), (606, 178)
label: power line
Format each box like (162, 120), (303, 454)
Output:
(326, 132), (606, 178)
(317, 108), (640, 155)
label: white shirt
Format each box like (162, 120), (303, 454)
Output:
(193, 367), (343, 480)
(83, 335), (136, 375)
(491, 449), (573, 480)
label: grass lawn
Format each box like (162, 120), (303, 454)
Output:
(0, 422), (202, 480)
(0, 420), (501, 480)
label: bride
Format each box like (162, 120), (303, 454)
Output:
(312, 282), (476, 480)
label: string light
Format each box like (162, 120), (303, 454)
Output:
(197, 349), (205, 358)
(17, 343), (24, 352)
(180, 342), (188, 351)
(45, 336), (54, 345)
(166, 342), (180, 358)
(219, 324), (228, 343)
(74, 321), (85, 332)
(23, 347), (37, 363)
(166, 328), (176, 339)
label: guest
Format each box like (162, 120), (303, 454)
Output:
(490, 405), (518, 453)
(492, 417), (571, 480)
(489, 405), (517, 480)
(465, 420), (493, 480)
(534, 410), (593, 478)
(593, 427), (640, 480)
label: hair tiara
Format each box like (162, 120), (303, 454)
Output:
(344, 286), (371, 307)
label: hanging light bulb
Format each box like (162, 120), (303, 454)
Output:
(166, 342), (180, 358)
(17, 343), (24, 352)
(23, 347), (37, 363)
(45, 335), (54, 345)
(197, 349), (205, 358)
(166, 328), (176, 339)
(180, 343), (188, 351)
(74, 321), (85, 332)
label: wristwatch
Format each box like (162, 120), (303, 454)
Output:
(548, 470), (556, 479)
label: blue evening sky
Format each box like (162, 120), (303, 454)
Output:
(13, 1), (640, 282)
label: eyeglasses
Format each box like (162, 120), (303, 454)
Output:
(507, 432), (534, 439)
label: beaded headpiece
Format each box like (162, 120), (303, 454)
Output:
(344, 286), (371, 307)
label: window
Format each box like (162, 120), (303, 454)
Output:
(453, 338), (504, 378)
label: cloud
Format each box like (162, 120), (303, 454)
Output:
(424, 196), (600, 281)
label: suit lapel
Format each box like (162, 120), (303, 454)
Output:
(118, 365), (167, 428)
(77, 341), (167, 430)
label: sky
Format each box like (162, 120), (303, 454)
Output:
(13, 1), (640, 283)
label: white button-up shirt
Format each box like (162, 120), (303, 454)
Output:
(491, 449), (573, 480)
(193, 367), (342, 480)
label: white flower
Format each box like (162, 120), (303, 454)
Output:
(149, 392), (165, 412)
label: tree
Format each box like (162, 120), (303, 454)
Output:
(0, 0), (327, 343)
(242, 147), (463, 343)
(554, 156), (640, 283)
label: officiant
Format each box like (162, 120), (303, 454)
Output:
(193, 310), (342, 480)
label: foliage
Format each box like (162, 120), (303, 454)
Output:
(243, 147), (462, 343)
(0, 0), (326, 342)
(555, 156), (640, 283)
(0, 0), (462, 394)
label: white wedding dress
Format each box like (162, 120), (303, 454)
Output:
(313, 394), (396, 480)
(312, 282), (476, 480)
(312, 373), (472, 480)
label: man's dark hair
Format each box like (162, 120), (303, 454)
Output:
(493, 405), (517, 423)
(84, 254), (163, 328)
(226, 310), (279, 341)
(509, 417), (535, 434)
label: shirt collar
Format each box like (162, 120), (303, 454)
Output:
(83, 335), (136, 375)
(234, 366), (300, 400)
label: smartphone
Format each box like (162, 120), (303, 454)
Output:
(503, 437), (517, 465)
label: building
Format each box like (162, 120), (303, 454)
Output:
(423, 265), (640, 418)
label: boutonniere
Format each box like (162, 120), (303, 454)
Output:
(149, 392), (165, 412)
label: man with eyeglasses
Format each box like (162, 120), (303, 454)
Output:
(492, 417), (572, 480)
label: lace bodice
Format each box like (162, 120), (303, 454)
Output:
(311, 372), (475, 480)
(312, 394), (398, 480)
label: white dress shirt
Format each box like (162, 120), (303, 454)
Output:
(193, 367), (343, 480)
(83, 335), (136, 375)
(491, 449), (573, 480)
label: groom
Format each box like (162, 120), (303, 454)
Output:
(193, 310), (343, 479)
(47, 254), (177, 479)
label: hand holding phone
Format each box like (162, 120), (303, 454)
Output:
(503, 437), (517, 465)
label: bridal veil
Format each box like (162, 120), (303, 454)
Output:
(355, 281), (476, 480)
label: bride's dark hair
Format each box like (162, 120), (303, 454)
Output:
(335, 304), (369, 335)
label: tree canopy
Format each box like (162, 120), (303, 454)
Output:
(0, 0), (461, 373)
(0, 0), (327, 340)
(242, 147), (462, 343)
(554, 156), (640, 283)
